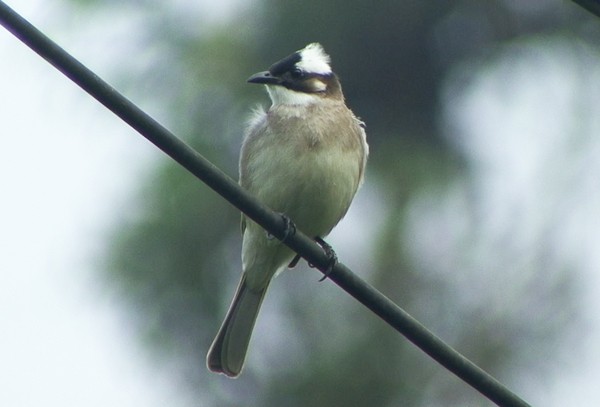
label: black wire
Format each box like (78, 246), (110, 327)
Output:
(0, 2), (534, 406)
(571, 0), (600, 18)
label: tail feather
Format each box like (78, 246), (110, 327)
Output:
(206, 273), (267, 377)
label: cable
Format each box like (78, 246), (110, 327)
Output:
(0, 2), (532, 406)
(571, 0), (600, 18)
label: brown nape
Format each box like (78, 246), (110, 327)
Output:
(324, 74), (344, 100)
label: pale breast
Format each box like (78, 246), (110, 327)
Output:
(240, 101), (366, 237)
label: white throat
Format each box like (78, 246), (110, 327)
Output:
(266, 85), (321, 106)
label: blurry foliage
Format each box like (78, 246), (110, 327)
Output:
(67, 0), (600, 406)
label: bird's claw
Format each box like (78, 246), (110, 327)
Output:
(268, 213), (296, 243)
(280, 214), (296, 243)
(288, 254), (301, 269)
(313, 237), (337, 282)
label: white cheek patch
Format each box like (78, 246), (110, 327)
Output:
(266, 85), (321, 106)
(307, 78), (327, 92)
(297, 43), (332, 75)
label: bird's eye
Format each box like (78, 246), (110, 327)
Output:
(290, 68), (304, 79)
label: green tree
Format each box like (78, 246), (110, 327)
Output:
(70, 1), (600, 405)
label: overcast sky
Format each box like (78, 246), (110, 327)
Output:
(0, 1), (183, 406)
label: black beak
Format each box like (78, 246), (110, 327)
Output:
(247, 70), (280, 85)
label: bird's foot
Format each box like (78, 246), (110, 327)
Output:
(313, 237), (337, 282)
(279, 213), (296, 242)
(267, 213), (296, 243)
(288, 254), (301, 269)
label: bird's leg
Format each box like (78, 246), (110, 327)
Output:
(267, 213), (296, 242)
(288, 237), (337, 273)
(272, 215), (300, 268)
(280, 213), (296, 242)
(314, 237), (337, 281)
(288, 254), (301, 268)
(265, 213), (300, 268)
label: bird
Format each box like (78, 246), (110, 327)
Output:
(206, 43), (368, 377)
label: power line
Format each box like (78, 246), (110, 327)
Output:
(0, 2), (537, 406)
(571, 0), (600, 18)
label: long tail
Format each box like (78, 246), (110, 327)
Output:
(206, 273), (268, 377)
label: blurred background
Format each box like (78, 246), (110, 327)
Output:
(2, 0), (600, 405)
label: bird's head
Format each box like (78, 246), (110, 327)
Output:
(248, 43), (343, 105)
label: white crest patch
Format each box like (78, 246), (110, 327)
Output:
(296, 43), (332, 75)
